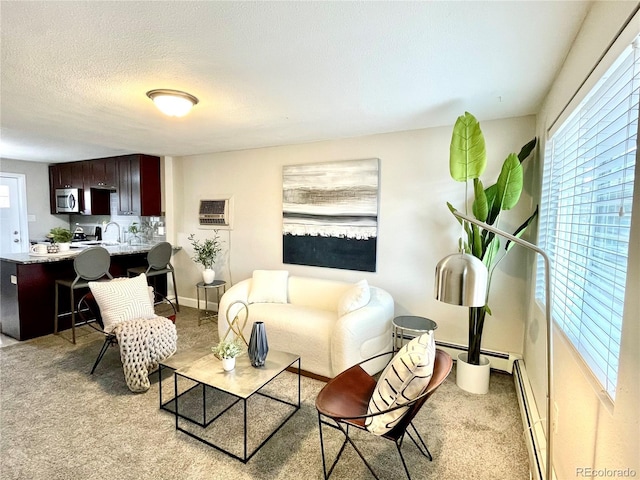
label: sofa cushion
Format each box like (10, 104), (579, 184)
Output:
(89, 274), (156, 333)
(246, 303), (336, 378)
(365, 332), (436, 435)
(337, 279), (370, 316)
(288, 276), (351, 311)
(248, 270), (289, 304)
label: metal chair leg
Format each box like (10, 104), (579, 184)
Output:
(318, 413), (329, 479)
(54, 282), (60, 335)
(91, 338), (112, 374)
(406, 422), (432, 460)
(170, 270), (179, 312)
(396, 439), (413, 480)
(70, 288), (76, 344)
(333, 422), (381, 480)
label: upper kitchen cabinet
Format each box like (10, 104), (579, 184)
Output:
(49, 154), (161, 216)
(50, 162), (83, 189)
(84, 157), (117, 189)
(116, 154), (161, 216)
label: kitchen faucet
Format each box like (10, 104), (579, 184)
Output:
(104, 221), (121, 243)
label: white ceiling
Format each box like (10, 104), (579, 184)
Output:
(0, 1), (591, 163)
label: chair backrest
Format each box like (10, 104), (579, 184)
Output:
(147, 242), (172, 271)
(385, 349), (453, 438)
(74, 247), (113, 281)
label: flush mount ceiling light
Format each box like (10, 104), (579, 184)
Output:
(146, 89), (199, 117)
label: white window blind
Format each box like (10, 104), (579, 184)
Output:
(537, 37), (638, 401)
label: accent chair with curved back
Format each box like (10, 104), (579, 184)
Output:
(126, 242), (179, 311)
(315, 341), (453, 480)
(54, 246), (113, 344)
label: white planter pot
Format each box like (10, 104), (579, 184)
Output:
(221, 357), (235, 372)
(202, 268), (216, 284)
(57, 242), (71, 252)
(456, 352), (491, 394)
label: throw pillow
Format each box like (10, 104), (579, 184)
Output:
(365, 331), (436, 436)
(337, 279), (371, 316)
(247, 270), (289, 304)
(89, 274), (156, 333)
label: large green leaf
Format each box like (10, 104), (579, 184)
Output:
(495, 153), (523, 211)
(449, 112), (487, 182)
(483, 236), (500, 268)
(483, 183), (500, 226)
(472, 178), (488, 222)
(518, 138), (537, 163)
(505, 206), (539, 252)
(447, 202), (463, 225)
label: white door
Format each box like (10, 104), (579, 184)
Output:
(0, 173), (29, 254)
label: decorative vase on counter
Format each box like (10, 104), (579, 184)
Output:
(202, 268), (215, 284)
(221, 357), (236, 372)
(248, 321), (268, 367)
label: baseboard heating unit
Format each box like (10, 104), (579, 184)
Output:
(513, 359), (547, 480)
(433, 340), (519, 374)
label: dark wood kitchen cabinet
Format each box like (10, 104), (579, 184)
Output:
(83, 157), (117, 189)
(116, 154), (161, 216)
(49, 162), (84, 189)
(49, 154), (161, 216)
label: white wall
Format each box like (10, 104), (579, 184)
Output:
(0, 158), (69, 240)
(530, 2), (640, 478)
(170, 115), (536, 356)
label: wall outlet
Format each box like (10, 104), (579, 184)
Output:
(553, 402), (559, 434)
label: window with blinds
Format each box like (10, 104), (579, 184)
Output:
(537, 37), (638, 401)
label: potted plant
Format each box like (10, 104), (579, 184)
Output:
(211, 338), (244, 371)
(188, 232), (223, 284)
(126, 222), (143, 245)
(446, 112), (538, 392)
(48, 227), (73, 251)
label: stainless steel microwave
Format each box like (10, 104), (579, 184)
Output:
(55, 188), (82, 213)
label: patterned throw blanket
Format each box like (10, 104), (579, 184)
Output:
(114, 316), (178, 393)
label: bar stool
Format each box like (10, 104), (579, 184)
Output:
(54, 246), (113, 344)
(126, 242), (179, 311)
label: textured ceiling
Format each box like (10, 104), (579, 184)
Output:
(0, 1), (591, 163)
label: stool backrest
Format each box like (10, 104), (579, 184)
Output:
(147, 242), (172, 271)
(74, 247), (113, 281)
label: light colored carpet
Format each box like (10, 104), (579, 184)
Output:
(0, 307), (530, 480)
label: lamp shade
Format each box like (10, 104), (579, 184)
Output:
(146, 89), (199, 117)
(434, 253), (488, 307)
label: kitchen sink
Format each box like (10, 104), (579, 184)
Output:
(71, 241), (122, 248)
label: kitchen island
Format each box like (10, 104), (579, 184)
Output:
(0, 244), (177, 341)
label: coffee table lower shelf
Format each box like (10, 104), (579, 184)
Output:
(160, 349), (301, 463)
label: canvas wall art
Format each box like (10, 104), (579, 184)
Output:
(282, 158), (379, 272)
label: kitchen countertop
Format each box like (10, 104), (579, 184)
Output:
(0, 243), (182, 265)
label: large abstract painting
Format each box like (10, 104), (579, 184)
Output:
(282, 158), (379, 272)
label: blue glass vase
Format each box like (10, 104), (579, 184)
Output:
(248, 321), (268, 367)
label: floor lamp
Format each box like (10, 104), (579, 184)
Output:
(434, 210), (554, 480)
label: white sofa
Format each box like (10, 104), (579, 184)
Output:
(218, 270), (394, 379)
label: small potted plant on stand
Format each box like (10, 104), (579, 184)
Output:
(211, 339), (244, 371)
(188, 232), (223, 284)
(48, 227), (73, 252)
(446, 112), (538, 394)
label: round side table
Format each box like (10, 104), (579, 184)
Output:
(196, 280), (227, 325)
(392, 315), (438, 352)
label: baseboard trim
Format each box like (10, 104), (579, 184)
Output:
(513, 359), (546, 480)
(434, 340), (522, 374)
